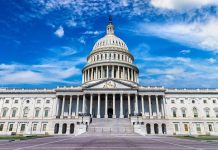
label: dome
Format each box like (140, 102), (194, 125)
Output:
(92, 34), (128, 52)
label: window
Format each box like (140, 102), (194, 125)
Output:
(14, 100), (18, 104)
(5, 100), (9, 103)
(37, 100), (41, 104)
(171, 100), (175, 104)
(9, 124), (13, 131)
(180, 100), (184, 104)
(33, 124), (37, 131)
(46, 100), (50, 104)
(213, 100), (216, 104)
(2, 108), (8, 117)
(23, 107), (29, 117)
(0, 124), (4, 131)
(193, 108), (198, 118)
(20, 124), (25, 132)
(196, 124), (201, 132)
(174, 124), (179, 132)
(35, 109), (40, 117)
(208, 124), (213, 132)
(44, 109), (49, 117)
(203, 100), (207, 104)
(172, 109), (177, 117)
(12, 109), (17, 117)
(42, 124), (47, 131)
(205, 109), (210, 118)
(192, 100), (195, 104)
(26, 100), (30, 103)
(184, 124), (189, 132)
(181, 109), (186, 118)
(215, 111), (218, 118)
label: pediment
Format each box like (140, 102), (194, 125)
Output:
(84, 79), (137, 89)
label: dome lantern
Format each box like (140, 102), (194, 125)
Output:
(107, 15), (114, 35)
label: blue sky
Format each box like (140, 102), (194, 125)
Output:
(1, 0), (218, 88)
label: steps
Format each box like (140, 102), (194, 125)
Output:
(83, 118), (137, 136)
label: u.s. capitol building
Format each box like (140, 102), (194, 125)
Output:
(1, 17), (218, 136)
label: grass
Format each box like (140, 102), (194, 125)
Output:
(176, 135), (218, 140)
(0, 135), (50, 140)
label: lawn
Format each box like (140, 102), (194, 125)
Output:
(0, 135), (50, 140)
(176, 135), (218, 140)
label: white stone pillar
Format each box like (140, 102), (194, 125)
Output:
(118, 66), (120, 78)
(120, 94), (124, 118)
(82, 94), (85, 113)
(156, 95), (160, 118)
(134, 94), (138, 114)
(90, 94), (93, 116)
(105, 94), (108, 118)
(76, 95), (79, 117)
(97, 94), (100, 118)
(91, 68), (93, 80)
(96, 67), (98, 80)
(68, 96), (72, 118)
(141, 95), (144, 116)
(131, 69), (133, 81)
(101, 66), (103, 78)
(61, 96), (65, 118)
(112, 65), (114, 78)
(148, 95), (152, 118)
(128, 68), (130, 80)
(107, 65), (109, 78)
(128, 94), (131, 117)
(88, 69), (90, 81)
(113, 94), (116, 118)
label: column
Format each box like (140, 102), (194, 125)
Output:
(104, 94), (108, 118)
(101, 66), (103, 78)
(118, 66), (120, 78)
(141, 95), (144, 116)
(122, 67), (124, 79)
(148, 95), (152, 118)
(68, 96), (72, 118)
(82, 72), (84, 83)
(82, 94), (85, 113)
(107, 65), (109, 78)
(113, 94), (116, 118)
(90, 94), (93, 116)
(91, 68), (93, 80)
(97, 94), (100, 118)
(134, 94), (138, 114)
(76, 95), (79, 117)
(128, 94), (131, 117)
(131, 69), (133, 81)
(161, 97), (164, 118)
(96, 67), (98, 80)
(88, 69), (90, 81)
(61, 96), (65, 118)
(128, 68), (130, 80)
(163, 96), (167, 118)
(112, 65), (114, 78)
(156, 95), (160, 118)
(120, 94), (124, 118)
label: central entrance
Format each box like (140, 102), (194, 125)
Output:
(108, 108), (113, 118)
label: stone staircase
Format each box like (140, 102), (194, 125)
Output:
(82, 118), (137, 136)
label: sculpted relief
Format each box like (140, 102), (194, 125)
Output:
(103, 81), (116, 88)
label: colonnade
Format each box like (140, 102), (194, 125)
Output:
(82, 65), (138, 83)
(57, 94), (166, 119)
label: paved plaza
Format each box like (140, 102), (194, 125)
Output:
(0, 135), (218, 150)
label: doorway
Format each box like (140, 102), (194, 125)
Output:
(108, 108), (113, 118)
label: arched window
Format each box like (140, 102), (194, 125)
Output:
(193, 107), (198, 118)
(11, 108), (17, 118)
(2, 108), (8, 117)
(181, 108), (186, 118)
(23, 107), (29, 118)
(171, 108), (177, 117)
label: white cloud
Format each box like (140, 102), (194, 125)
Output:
(180, 49), (191, 54)
(207, 58), (216, 63)
(151, 0), (218, 10)
(0, 58), (86, 85)
(78, 36), (86, 44)
(84, 31), (103, 35)
(54, 26), (64, 38)
(138, 17), (218, 52)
